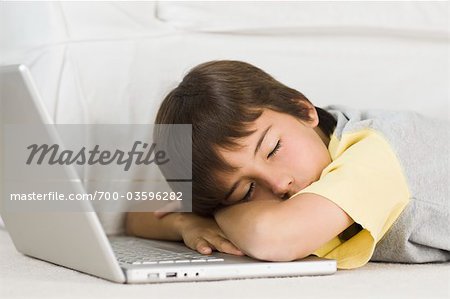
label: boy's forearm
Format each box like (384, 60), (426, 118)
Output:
(214, 200), (282, 259)
(125, 212), (185, 241)
(215, 193), (354, 262)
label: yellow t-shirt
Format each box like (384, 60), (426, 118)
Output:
(292, 128), (411, 269)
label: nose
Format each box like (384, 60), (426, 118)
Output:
(269, 175), (293, 199)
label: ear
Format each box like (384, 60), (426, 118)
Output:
(307, 106), (319, 128)
(298, 100), (319, 128)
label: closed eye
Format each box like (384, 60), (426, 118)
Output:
(267, 140), (281, 158)
(237, 140), (281, 203)
(241, 182), (255, 202)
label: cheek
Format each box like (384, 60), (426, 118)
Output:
(281, 135), (330, 173)
(281, 137), (310, 164)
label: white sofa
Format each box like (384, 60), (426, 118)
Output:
(0, 2), (449, 297)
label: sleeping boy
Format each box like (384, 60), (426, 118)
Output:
(126, 60), (449, 269)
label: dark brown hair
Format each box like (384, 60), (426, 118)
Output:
(155, 60), (336, 215)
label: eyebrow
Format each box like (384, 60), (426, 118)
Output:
(224, 125), (272, 200)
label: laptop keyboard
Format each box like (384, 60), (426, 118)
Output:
(110, 237), (224, 265)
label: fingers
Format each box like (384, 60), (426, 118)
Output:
(187, 236), (243, 256)
(203, 235), (244, 256)
(193, 239), (213, 255)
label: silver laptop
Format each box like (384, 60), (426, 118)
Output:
(0, 64), (336, 283)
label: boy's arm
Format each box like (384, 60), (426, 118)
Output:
(214, 193), (354, 261)
(126, 212), (244, 256)
(126, 212), (184, 241)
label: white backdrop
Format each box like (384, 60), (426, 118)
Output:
(0, 1), (449, 233)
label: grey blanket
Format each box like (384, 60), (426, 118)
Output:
(326, 105), (450, 263)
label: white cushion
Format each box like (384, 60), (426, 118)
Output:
(1, 2), (448, 233)
(156, 1), (449, 37)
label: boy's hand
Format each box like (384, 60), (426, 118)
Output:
(178, 213), (244, 256)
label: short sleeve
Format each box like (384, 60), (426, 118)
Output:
(293, 128), (411, 269)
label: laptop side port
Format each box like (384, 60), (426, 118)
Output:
(147, 273), (159, 279)
(165, 272), (177, 278)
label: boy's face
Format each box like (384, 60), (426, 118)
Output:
(217, 106), (331, 205)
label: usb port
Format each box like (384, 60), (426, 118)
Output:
(165, 272), (177, 278)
